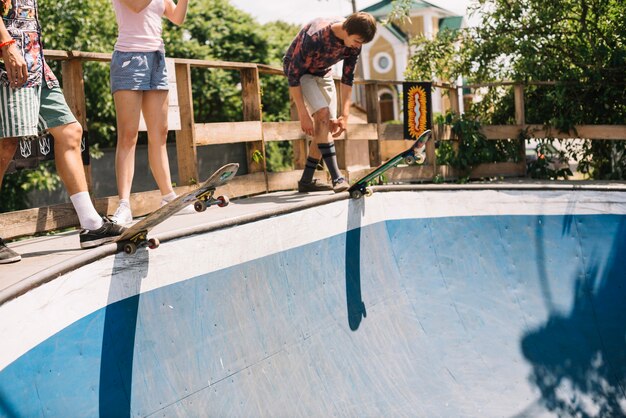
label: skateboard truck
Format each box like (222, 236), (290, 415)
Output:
(193, 190), (230, 212)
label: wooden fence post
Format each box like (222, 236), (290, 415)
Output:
(514, 83), (526, 163)
(61, 58), (92, 190)
(241, 67), (266, 181)
(175, 63), (198, 185)
(365, 82), (381, 167)
(289, 90), (307, 170)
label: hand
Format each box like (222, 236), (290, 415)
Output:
(331, 116), (348, 138)
(1, 43), (28, 88)
(300, 113), (314, 136)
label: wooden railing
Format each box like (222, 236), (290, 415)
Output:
(1, 51), (624, 240)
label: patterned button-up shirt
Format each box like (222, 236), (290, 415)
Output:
(0, 0), (58, 88)
(283, 18), (361, 88)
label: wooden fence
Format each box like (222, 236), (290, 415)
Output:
(1, 51), (625, 239)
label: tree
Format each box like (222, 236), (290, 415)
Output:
(406, 0), (626, 180)
(1, 0), (300, 211)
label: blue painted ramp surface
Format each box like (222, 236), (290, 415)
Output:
(0, 190), (625, 417)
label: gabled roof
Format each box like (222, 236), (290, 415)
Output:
(439, 16), (464, 31)
(361, 0), (445, 18)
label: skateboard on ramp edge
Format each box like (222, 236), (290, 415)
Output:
(114, 163), (239, 255)
(348, 129), (432, 199)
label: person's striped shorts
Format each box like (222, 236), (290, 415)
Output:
(0, 84), (76, 140)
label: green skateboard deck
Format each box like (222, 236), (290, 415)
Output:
(348, 129), (432, 199)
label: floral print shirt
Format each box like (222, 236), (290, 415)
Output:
(0, 0), (58, 88)
(283, 18), (361, 88)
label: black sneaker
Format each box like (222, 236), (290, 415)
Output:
(0, 238), (21, 264)
(80, 217), (127, 249)
(298, 179), (333, 192)
(332, 178), (349, 193)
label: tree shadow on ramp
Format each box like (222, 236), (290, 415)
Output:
(521, 217), (626, 417)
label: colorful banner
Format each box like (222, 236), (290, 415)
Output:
(403, 82), (432, 140)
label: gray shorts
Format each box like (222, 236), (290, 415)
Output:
(300, 74), (337, 119)
(110, 50), (169, 94)
(0, 84), (77, 139)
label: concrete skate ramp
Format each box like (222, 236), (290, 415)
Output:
(1, 189), (625, 417)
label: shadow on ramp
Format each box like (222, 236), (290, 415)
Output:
(521, 217), (626, 417)
(345, 199), (367, 331)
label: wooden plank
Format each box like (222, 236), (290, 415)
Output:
(139, 58), (181, 131)
(482, 125), (626, 140)
(267, 170), (328, 192)
(514, 84), (527, 162)
(263, 121), (306, 142)
(60, 58), (92, 190)
(175, 58), (257, 70)
(241, 67), (266, 176)
(380, 124), (404, 140)
(436, 162), (527, 180)
(174, 63), (199, 185)
(288, 90), (307, 169)
(365, 83), (382, 167)
(195, 121), (263, 146)
(0, 173), (269, 240)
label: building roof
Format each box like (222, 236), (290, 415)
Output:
(439, 16), (464, 31)
(361, 0), (445, 18)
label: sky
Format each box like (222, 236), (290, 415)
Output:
(230, 0), (472, 25)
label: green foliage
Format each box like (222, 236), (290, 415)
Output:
(0, 163), (61, 212)
(406, 0), (626, 180)
(435, 112), (520, 179)
(3, 0), (300, 212)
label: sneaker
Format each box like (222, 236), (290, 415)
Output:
(110, 203), (133, 225)
(0, 238), (21, 264)
(161, 196), (196, 214)
(298, 179), (333, 193)
(80, 217), (127, 249)
(332, 178), (349, 193)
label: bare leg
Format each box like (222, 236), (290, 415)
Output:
(47, 122), (87, 195)
(141, 90), (174, 197)
(113, 90), (143, 200)
(308, 107), (331, 160)
(0, 138), (18, 189)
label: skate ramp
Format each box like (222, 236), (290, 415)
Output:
(0, 189), (625, 417)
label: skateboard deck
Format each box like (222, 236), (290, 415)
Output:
(348, 129), (432, 199)
(115, 163), (239, 255)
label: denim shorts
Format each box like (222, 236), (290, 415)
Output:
(110, 50), (169, 94)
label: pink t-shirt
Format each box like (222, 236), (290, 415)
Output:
(112, 0), (166, 52)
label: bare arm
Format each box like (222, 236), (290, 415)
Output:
(289, 86), (314, 136)
(119, 0), (152, 13)
(331, 83), (352, 137)
(0, 20), (27, 87)
(164, 0), (189, 26)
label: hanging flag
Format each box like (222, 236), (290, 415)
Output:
(403, 82), (432, 140)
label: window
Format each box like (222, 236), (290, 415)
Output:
(373, 52), (393, 74)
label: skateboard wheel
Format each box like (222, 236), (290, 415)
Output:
(217, 195), (230, 207)
(404, 155), (415, 165)
(416, 153), (426, 164)
(194, 200), (207, 212)
(124, 243), (137, 255)
(350, 190), (363, 199)
(148, 238), (160, 250)
(365, 188), (373, 197)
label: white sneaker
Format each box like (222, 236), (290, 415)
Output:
(161, 196), (196, 215)
(110, 203), (133, 225)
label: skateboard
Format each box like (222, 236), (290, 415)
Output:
(114, 163), (239, 255)
(348, 129), (432, 199)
